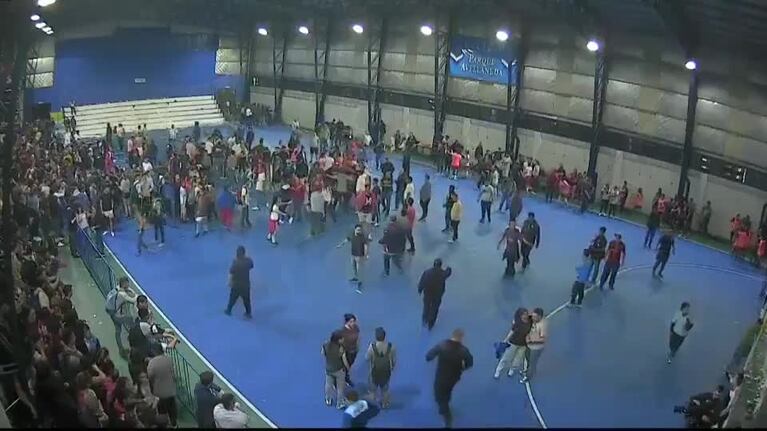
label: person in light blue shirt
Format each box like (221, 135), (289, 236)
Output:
(341, 390), (380, 428)
(569, 248), (592, 307)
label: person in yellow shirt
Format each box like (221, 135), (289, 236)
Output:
(449, 192), (462, 243)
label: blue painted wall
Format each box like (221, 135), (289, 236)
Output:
(29, 27), (243, 110)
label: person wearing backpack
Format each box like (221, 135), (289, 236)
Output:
(105, 277), (137, 357)
(365, 327), (397, 409)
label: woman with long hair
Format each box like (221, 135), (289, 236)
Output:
(267, 195), (287, 245)
(494, 307), (532, 380)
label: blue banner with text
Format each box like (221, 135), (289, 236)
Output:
(449, 35), (516, 85)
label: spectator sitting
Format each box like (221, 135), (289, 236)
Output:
(214, 393), (248, 428)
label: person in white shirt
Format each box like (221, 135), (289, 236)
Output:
(142, 159), (153, 172)
(356, 169), (371, 193)
(403, 176), (415, 202)
(213, 393), (248, 428)
(205, 140), (214, 155)
(291, 119), (300, 131)
(668, 302), (693, 363)
(179, 183), (188, 222)
(169, 124), (178, 143)
(186, 140), (196, 159)
(364, 132), (373, 147)
(522, 308), (547, 383)
(320, 153), (335, 171)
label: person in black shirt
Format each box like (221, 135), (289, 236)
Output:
(226, 246), (254, 318)
(380, 172), (393, 217)
(380, 157), (395, 178)
(100, 187), (115, 237)
(653, 231), (675, 278)
(337, 225), (369, 293)
(520, 212), (541, 271)
(442, 185), (456, 233)
(394, 171), (407, 211)
(425, 329), (473, 428)
(645, 208), (661, 248)
(379, 216), (406, 276)
(418, 259), (453, 330)
(588, 226), (608, 284)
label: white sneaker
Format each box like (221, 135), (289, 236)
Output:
(493, 371), (500, 379)
(507, 370), (515, 378)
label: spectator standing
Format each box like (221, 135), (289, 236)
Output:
(104, 276), (137, 358)
(365, 327), (396, 408)
(494, 308), (532, 380)
(225, 246), (254, 319)
(339, 314), (361, 387)
(668, 302), (694, 363)
(322, 331), (350, 409)
(653, 230), (676, 279)
(147, 347), (178, 427)
(520, 212), (541, 271)
(588, 227), (608, 284)
(645, 208), (661, 248)
(418, 259), (453, 330)
(194, 371), (221, 428)
(568, 249), (592, 308)
(425, 329), (474, 428)
(419, 174), (432, 221)
(449, 192), (463, 244)
(522, 308), (547, 383)
(336, 224), (369, 293)
(699, 201), (712, 236)
(478, 183), (495, 224)
(599, 233), (626, 290)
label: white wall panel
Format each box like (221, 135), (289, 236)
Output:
(326, 66), (367, 87)
(596, 148), (679, 213)
(380, 103), (434, 145)
(380, 71), (433, 94)
(447, 78), (506, 107)
(285, 48), (314, 65)
(689, 173), (767, 239)
(281, 90), (315, 129)
(324, 96), (368, 134)
(284, 63), (315, 81)
(250, 87), (273, 108)
(517, 129), (589, 171)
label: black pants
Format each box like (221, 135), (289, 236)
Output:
(570, 281), (585, 305)
(451, 220), (460, 241)
(653, 253), (669, 275)
(521, 242), (533, 269)
(154, 219), (165, 243)
(545, 189), (555, 203)
(419, 199), (430, 220)
(157, 396), (177, 427)
(345, 350), (358, 385)
(422, 294), (443, 329)
(480, 201), (491, 222)
(240, 205), (251, 227)
(504, 253), (517, 276)
(669, 331), (686, 356)
(644, 227), (656, 248)
(599, 200), (609, 213)
(383, 253), (403, 275)
(381, 192), (392, 216)
(226, 287), (252, 315)
(607, 203), (617, 217)
(407, 230), (415, 252)
(434, 377), (458, 427)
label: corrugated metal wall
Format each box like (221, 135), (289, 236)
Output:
(27, 37), (56, 89)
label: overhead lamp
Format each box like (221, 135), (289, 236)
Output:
(586, 39), (600, 52)
(42, 26), (52, 32)
(496, 30), (509, 42)
(38, 0), (56, 6)
(257, 27), (268, 36)
(35, 22), (47, 29)
(685, 59), (697, 70)
(420, 25), (433, 36)
(298, 25), (309, 35)
(352, 24), (364, 34)
(31, 14), (41, 21)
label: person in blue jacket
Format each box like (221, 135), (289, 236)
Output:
(569, 248), (592, 307)
(341, 390), (380, 428)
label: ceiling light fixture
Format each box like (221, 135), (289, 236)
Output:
(257, 27), (268, 36)
(685, 59), (697, 70)
(352, 24), (364, 34)
(420, 25), (433, 36)
(31, 14), (41, 21)
(298, 25), (309, 35)
(496, 30), (509, 42)
(35, 22), (47, 29)
(38, 0), (57, 7)
(586, 39), (600, 52)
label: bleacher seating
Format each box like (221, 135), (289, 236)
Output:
(72, 95), (225, 138)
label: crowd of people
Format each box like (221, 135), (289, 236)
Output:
(4, 100), (761, 428)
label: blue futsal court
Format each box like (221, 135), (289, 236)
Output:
(105, 126), (763, 428)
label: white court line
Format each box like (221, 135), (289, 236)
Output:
(523, 262), (763, 429)
(104, 246), (278, 428)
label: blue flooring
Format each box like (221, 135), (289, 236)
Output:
(106, 125), (763, 428)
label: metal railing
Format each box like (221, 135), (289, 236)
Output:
(70, 226), (267, 427)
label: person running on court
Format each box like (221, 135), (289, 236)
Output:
(588, 226), (608, 284)
(442, 185), (456, 233)
(522, 307), (547, 383)
(599, 233), (626, 290)
(336, 224), (369, 293)
(498, 220), (522, 277)
(419, 174), (432, 221)
(365, 327), (396, 408)
(668, 302), (694, 363)
(225, 245), (253, 319)
(425, 328), (473, 428)
(494, 308), (531, 380)
(339, 314), (361, 388)
(568, 249), (592, 308)
(520, 212), (541, 271)
(653, 230), (676, 279)
(448, 192), (463, 244)
(418, 258), (453, 330)
(323, 331), (350, 409)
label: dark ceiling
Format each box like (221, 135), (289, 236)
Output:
(34, 0), (767, 57)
